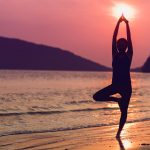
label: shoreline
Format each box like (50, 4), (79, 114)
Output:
(0, 120), (149, 150)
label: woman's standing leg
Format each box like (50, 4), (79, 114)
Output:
(116, 90), (132, 137)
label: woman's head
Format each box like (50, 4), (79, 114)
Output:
(117, 38), (128, 53)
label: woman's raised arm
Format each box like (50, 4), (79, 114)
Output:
(112, 17), (122, 58)
(126, 20), (133, 60)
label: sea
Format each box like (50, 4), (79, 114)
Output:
(0, 70), (150, 137)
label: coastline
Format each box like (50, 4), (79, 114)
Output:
(0, 120), (149, 150)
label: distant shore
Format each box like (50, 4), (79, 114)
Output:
(0, 68), (149, 73)
(0, 36), (149, 72)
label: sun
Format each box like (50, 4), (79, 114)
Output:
(112, 3), (136, 19)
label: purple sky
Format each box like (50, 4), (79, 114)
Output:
(0, 0), (150, 67)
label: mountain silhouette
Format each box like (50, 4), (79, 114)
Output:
(0, 37), (111, 71)
(141, 56), (150, 72)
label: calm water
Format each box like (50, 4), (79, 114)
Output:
(0, 70), (149, 136)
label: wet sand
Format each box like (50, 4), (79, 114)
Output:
(0, 120), (149, 150)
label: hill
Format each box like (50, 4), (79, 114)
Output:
(141, 56), (150, 72)
(0, 37), (110, 71)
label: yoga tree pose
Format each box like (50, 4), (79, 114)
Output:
(93, 15), (133, 137)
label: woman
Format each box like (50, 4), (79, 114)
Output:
(93, 15), (133, 138)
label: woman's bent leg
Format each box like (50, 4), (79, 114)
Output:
(93, 84), (118, 102)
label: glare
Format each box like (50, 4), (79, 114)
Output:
(112, 3), (136, 19)
(123, 139), (132, 149)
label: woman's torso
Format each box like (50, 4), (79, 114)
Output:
(112, 53), (132, 87)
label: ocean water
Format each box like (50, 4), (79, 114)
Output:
(0, 70), (149, 136)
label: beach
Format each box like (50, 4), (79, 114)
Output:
(0, 121), (149, 150)
(0, 70), (149, 150)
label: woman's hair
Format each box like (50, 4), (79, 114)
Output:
(117, 38), (128, 52)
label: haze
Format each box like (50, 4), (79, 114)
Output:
(0, 0), (150, 67)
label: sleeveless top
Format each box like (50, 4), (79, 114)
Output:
(112, 53), (131, 86)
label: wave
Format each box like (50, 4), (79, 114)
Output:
(1, 105), (150, 117)
(0, 118), (150, 137)
(127, 118), (150, 123)
(0, 107), (118, 116)
(65, 100), (94, 104)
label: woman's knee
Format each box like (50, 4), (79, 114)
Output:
(93, 85), (113, 101)
(93, 93), (99, 101)
(93, 92), (106, 101)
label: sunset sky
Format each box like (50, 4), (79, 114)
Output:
(0, 0), (149, 68)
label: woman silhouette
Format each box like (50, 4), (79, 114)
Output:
(93, 15), (133, 137)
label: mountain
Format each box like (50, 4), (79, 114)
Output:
(131, 67), (141, 72)
(0, 37), (110, 71)
(141, 56), (150, 72)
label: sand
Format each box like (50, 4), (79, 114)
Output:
(0, 120), (149, 150)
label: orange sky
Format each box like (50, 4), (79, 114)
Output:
(0, 0), (149, 67)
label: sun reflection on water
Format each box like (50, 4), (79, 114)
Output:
(117, 137), (133, 150)
(123, 139), (132, 149)
(116, 123), (136, 150)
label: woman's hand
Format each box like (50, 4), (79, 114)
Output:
(118, 16), (123, 23)
(122, 15), (129, 24)
(118, 15), (129, 24)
